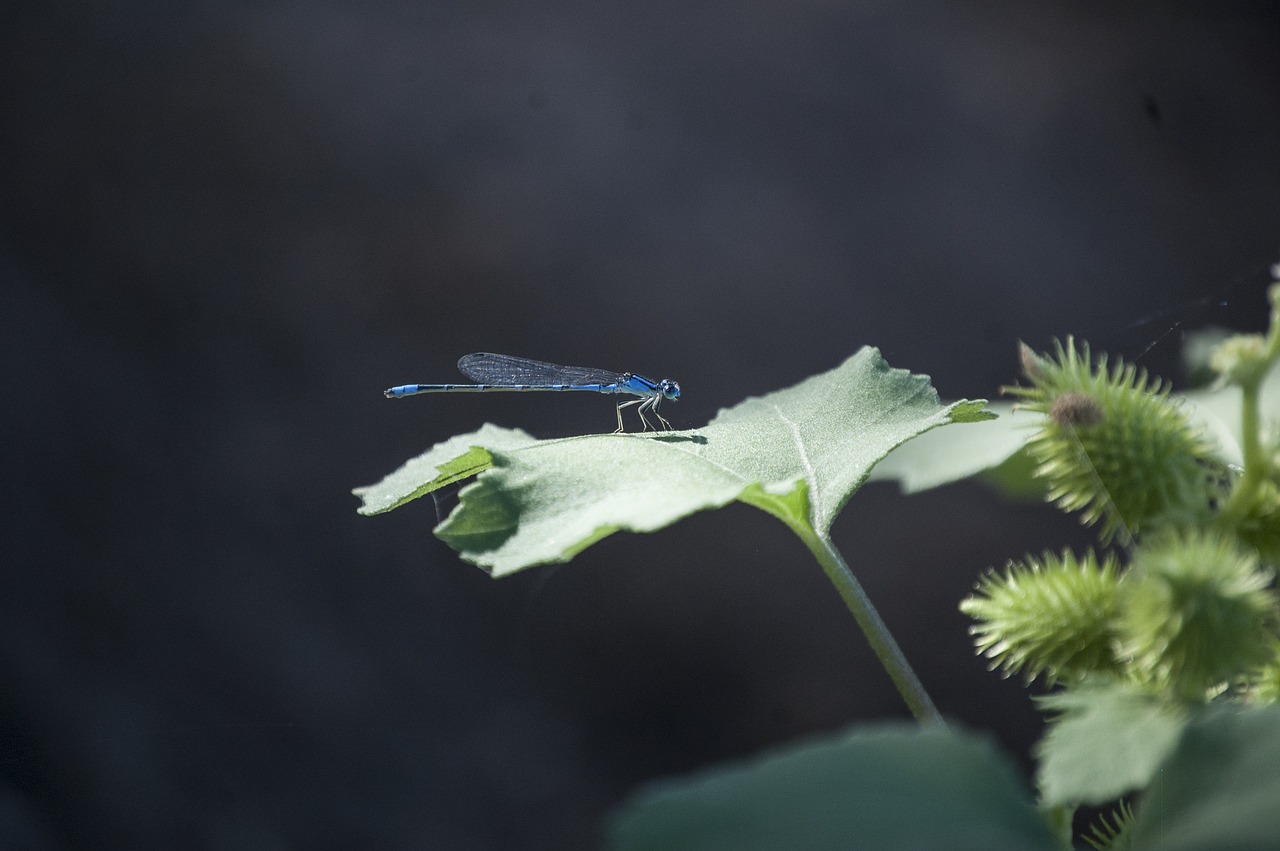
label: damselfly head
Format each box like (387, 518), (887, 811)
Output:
(659, 379), (681, 401)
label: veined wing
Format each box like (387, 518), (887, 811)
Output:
(457, 353), (625, 386)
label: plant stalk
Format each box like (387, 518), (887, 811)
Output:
(1223, 376), (1265, 520)
(1222, 284), (1280, 521)
(797, 526), (944, 725)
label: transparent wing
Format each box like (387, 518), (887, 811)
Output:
(457, 353), (624, 386)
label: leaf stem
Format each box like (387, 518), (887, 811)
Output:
(1223, 375), (1266, 519)
(1222, 284), (1280, 522)
(795, 525), (944, 725)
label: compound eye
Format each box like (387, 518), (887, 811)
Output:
(662, 380), (681, 400)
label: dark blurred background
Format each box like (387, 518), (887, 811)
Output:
(3, 1), (1279, 848)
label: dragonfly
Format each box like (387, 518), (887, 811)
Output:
(384, 352), (681, 433)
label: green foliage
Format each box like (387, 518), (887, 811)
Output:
(608, 703), (1280, 851)
(1034, 681), (1187, 806)
(353, 423), (539, 514)
(953, 314), (1280, 710)
(1126, 704), (1280, 851)
(609, 724), (1059, 851)
(867, 401), (1042, 495)
(951, 285), (1280, 848)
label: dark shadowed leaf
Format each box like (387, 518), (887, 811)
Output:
(609, 723), (1058, 851)
(1128, 704), (1280, 851)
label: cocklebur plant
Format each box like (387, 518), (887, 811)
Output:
(960, 548), (1126, 685)
(1005, 337), (1224, 545)
(357, 284), (1280, 850)
(963, 339), (1279, 704)
(959, 283), (1280, 848)
(1118, 530), (1275, 701)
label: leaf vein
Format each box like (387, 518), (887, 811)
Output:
(774, 406), (818, 525)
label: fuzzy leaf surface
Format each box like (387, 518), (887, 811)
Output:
(609, 723), (1057, 851)
(358, 348), (990, 575)
(1035, 682), (1188, 807)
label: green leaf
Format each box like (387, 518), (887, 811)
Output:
(353, 423), (538, 515)
(608, 723), (1058, 851)
(867, 343), (1280, 497)
(869, 401), (1040, 494)
(979, 444), (1051, 500)
(384, 347), (989, 575)
(1035, 681), (1188, 807)
(1127, 704), (1280, 851)
(1180, 358), (1280, 467)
